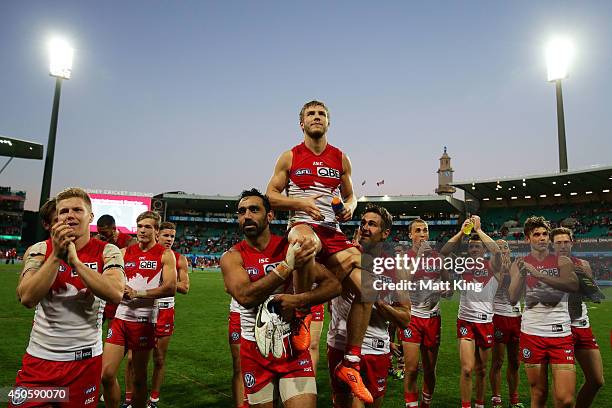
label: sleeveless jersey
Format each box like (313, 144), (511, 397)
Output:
(234, 235), (290, 342)
(327, 294), (390, 355)
(157, 250), (180, 309)
(229, 296), (245, 314)
(115, 243), (165, 323)
(407, 249), (444, 318)
(521, 253), (571, 337)
(287, 142), (344, 231)
(569, 256), (590, 328)
(27, 238), (123, 361)
(493, 273), (522, 317)
(458, 260), (499, 323)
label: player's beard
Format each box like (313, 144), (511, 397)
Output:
(241, 220), (266, 238)
(305, 124), (327, 139)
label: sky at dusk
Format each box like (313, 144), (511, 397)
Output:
(1, 1), (611, 210)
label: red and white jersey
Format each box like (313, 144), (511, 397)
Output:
(234, 234), (290, 342)
(493, 274), (522, 317)
(115, 243), (166, 323)
(458, 260), (499, 323)
(116, 232), (132, 249)
(521, 254), (571, 337)
(407, 249), (444, 318)
(327, 294), (390, 355)
(287, 142), (344, 231)
(157, 250), (180, 310)
(569, 256), (590, 329)
(26, 238), (124, 361)
(229, 296), (245, 314)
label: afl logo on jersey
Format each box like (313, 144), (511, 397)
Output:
(294, 168), (312, 176)
(244, 372), (256, 388)
(246, 267), (259, 277)
(139, 260), (158, 270)
(522, 348), (531, 359)
(317, 166), (340, 179)
(125, 262), (136, 268)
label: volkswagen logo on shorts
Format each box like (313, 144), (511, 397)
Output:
(244, 372), (256, 388)
(231, 332), (240, 342)
(11, 386), (27, 405)
(107, 328), (113, 339)
(403, 329), (412, 338)
(459, 327), (468, 336)
(522, 348), (531, 359)
(494, 329), (503, 339)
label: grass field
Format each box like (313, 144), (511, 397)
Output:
(1, 264), (611, 407)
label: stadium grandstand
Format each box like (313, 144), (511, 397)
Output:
(155, 191), (465, 268)
(0, 187), (25, 263)
(452, 165), (612, 282)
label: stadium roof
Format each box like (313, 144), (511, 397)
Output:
(157, 192), (464, 214)
(452, 166), (612, 200)
(0, 135), (43, 160)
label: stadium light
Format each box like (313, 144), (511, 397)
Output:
(38, 37), (73, 240)
(546, 37), (573, 173)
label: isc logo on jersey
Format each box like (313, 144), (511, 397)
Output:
(264, 262), (281, 274)
(317, 167), (340, 179)
(139, 260), (158, 270)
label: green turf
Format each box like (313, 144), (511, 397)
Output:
(1, 264), (610, 407)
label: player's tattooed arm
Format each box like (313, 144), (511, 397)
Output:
(176, 254), (190, 294)
(221, 249), (290, 309)
(275, 263), (341, 313)
(17, 241), (62, 308)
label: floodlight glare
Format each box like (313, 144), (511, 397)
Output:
(546, 38), (573, 82)
(49, 38), (74, 79)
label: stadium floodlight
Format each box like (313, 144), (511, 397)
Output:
(546, 37), (573, 173)
(49, 38), (73, 79)
(546, 38), (573, 82)
(39, 37), (74, 240)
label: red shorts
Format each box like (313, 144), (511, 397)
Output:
(103, 303), (118, 320)
(519, 332), (575, 365)
(9, 353), (102, 407)
(327, 346), (391, 400)
(398, 315), (441, 348)
(293, 222), (355, 261)
(155, 308), (175, 337)
(571, 326), (599, 350)
(106, 318), (156, 350)
(239, 338), (314, 395)
(493, 315), (521, 344)
(228, 311), (241, 345)
(311, 304), (325, 322)
(457, 319), (494, 348)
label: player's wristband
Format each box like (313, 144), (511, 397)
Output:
(273, 261), (292, 280)
(136, 290), (147, 298)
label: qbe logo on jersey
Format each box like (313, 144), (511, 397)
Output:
(139, 260), (158, 270)
(263, 262), (281, 275)
(317, 166), (340, 179)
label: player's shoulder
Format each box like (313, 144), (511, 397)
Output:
(220, 247), (243, 267)
(28, 240), (49, 258)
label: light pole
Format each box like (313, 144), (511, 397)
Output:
(38, 38), (73, 240)
(546, 38), (573, 173)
